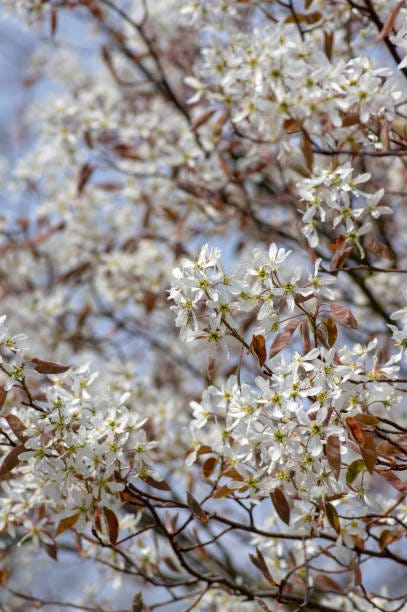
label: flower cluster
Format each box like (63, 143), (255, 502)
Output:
(298, 163), (390, 249)
(0, 317), (156, 544)
(0, 0), (406, 610)
(170, 242), (335, 348)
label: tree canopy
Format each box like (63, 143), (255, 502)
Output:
(0, 1), (406, 610)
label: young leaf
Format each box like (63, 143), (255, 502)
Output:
(0, 443), (25, 477)
(346, 417), (365, 446)
(32, 358), (71, 374)
(0, 386), (7, 412)
(270, 487), (290, 525)
(249, 548), (276, 585)
(202, 456), (217, 478)
(44, 541), (58, 561)
(269, 319), (300, 359)
(346, 459), (366, 487)
(329, 303), (358, 329)
(360, 431), (377, 474)
(186, 492), (208, 523)
(252, 334), (267, 367)
(132, 593), (144, 612)
(103, 506), (119, 545)
(213, 485), (233, 499)
(300, 319), (312, 352)
(4, 414), (27, 442)
(326, 435), (341, 480)
(323, 29), (334, 60)
(77, 163), (94, 195)
(325, 502), (340, 533)
(55, 513), (80, 537)
(314, 574), (344, 593)
(378, 529), (400, 550)
(191, 108), (216, 131)
(322, 318), (338, 348)
(379, 470), (407, 496)
(141, 475), (171, 491)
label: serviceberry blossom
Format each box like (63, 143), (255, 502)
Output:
(0, 0), (406, 610)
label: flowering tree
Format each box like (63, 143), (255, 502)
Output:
(0, 0), (407, 610)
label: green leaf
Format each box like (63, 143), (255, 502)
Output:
(346, 459), (366, 487)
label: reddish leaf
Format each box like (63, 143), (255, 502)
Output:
(301, 132), (314, 172)
(0, 443), (25, 477)
(162, 555), (179, 572)
(0, 568), (9, 586)
(330, 244), (354, 271)
(376, 1), (404, 41)
(376, 440), (398, 457)
(360, 431), (377, 474)
(132, 593), (144, 612)
(379, 529), (400, 550)
(391, 119), (407, 141)
(95, 182), (122, 192)
(113, 143), (144, 161)
(351, 559), (362, 585)
(207, 357), (215, 382)
(77, 163), (94, 195)
(365, 237), (394, 261)
(32, 358), (71, 375)
(283, 118), (302, 133)
(202, 456), (217, 478)
(252, 334), (267, 367)
(325, 502), (340, 534)
(4, 414), (27, 442)
(103, 506), (119, 545)
(55, 513), (80, 537)
(187, 491), (202, 514)
(191, 108), (216, 131)
(213, 485), (233, 499)
(326, 435), (341, 480)
(346, 417), (365, 446)
(186, 492), (208, 523)
(269, 319), (300, 359)
(249, 548), (276, 585)
(328, 235), (346, 251)
(380, 470), (407, 496)
(322, 318), (338, 348)
(0, 386), (7, 412)
(323, 29), (334, 61)
(314, 574), (344, 593)
(222, 467), (244, 480)
(50, 7), (58, 36)
(315, 323), (329, 349)
(196, 445), (213, 456)
(285, 11), (322, 25)
(270, 487), (290, 525)
(44, 541), (58, 561)
(329, 303), (358, 329)
(353, 414), (380, 427)
(300, 319), (312, 352)
(141, 475), (171, 491)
